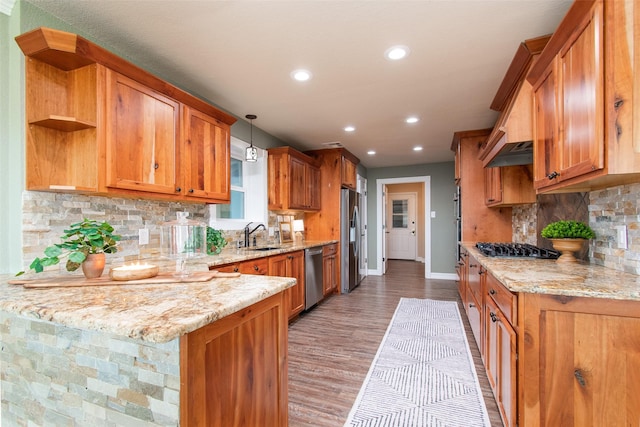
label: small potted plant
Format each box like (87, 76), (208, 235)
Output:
(541, 220), (595, 263)
(18, 218), (121, 278)
(206, 227), (228, 255)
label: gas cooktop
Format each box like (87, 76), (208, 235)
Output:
(476, 242), (560, 259)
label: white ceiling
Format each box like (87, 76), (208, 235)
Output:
(26, 0), (572, 169)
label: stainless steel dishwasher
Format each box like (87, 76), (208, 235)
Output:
(304, 246), (324, 310)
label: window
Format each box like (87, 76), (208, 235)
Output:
(210, 137), (267, 229)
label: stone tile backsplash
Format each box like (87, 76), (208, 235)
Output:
(589, 184), (640, 275)
(512, 183), (640, 275)
(20, 191), (302, 273)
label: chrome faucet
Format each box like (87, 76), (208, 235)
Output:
(244, 223), (266, 247)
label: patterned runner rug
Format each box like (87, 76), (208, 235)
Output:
(344, 298), (491, 427)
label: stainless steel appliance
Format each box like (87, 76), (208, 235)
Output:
(304, 246), (324, 310)
(341, 188), (362, 293)
(476, 242), (559, 259)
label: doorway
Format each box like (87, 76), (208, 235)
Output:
(376, 176), (431, 278)
(387, 192), (417, 260)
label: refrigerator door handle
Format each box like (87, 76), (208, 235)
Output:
(353, 205), (360, 258)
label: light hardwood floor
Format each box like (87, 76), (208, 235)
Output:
(288, 259), (504, 426)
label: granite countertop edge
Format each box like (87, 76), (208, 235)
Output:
(0, 274), (296, 344)
(0, 240), (336, 343)
(461, 242), (640, 301)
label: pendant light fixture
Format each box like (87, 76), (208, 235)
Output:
(245, 114), (258, 162)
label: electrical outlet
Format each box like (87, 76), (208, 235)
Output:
(139, 228), (149, 245)
(615, 225), (628, 249)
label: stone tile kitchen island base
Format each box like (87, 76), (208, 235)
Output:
(1, 312), (181, 426)
(1, 292), (288, 426)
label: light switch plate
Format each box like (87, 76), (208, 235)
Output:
(139, 228), (149, 245)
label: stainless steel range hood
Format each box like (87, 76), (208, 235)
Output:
(486, 139), (533, 167)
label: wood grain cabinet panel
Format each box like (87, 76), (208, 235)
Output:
(484, 272), (517, 427)
(268, 147), (320, 211)
(269, 251), (305, 320)
(520, 293), (640, 427)
(180, 292), (288, 427)
(528, 0), (640, 193)
(106, 71), (179, 195)
(322, 243), (338, 296)
(182, 106), (231, 203)
(16, 27), (236, 203)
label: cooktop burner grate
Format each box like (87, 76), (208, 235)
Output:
(476, 242), (560, 259)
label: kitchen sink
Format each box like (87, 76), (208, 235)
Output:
(251, 247), (280, 251)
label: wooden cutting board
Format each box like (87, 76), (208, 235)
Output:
(8, 271), (241, 289)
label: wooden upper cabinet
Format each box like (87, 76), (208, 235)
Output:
(341, 156), (357, 190)
(106, 71), (179, 195)
(267, 146), (320, 211)
(15, 27), (236, 202)
(182, 107), (230, 203)
(485, 163), (536, 207)
(528, 0), (640, 193)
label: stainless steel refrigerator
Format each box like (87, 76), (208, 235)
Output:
(341, 188), (362, 293)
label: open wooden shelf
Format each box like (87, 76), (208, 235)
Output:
(29, 115), (96, 132)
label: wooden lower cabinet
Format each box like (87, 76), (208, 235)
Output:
(216, 258), (269, 275)
(179, 292), (288, 427)
(484, 274), (517, 427)
(520, 293), (640, 426)
(322, 243), (338, 296)
(465, 254), (484, 352)
(269, 251), (305, 320)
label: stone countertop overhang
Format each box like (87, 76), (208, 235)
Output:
(462, 243), (640, 301)
(0, 273), (296, 344)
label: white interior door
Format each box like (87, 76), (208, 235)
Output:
(382, 185), (388, 274)
(387, 192), (417, 260)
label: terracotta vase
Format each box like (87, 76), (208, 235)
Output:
(82, 253), (106, 279)
(550, 238), (586, 263)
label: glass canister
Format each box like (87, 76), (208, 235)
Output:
(161, 212), (206, 259)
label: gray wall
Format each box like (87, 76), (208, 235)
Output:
(366, 162), (456, 275)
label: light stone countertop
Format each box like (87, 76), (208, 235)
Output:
(0, 241), (336, 343)
(462, 243), (640, 301)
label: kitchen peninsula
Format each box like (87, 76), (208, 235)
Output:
(460, 242), (640, 427)
(0, 261), (295, 426)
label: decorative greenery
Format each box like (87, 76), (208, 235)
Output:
(206, 227), (227, 255)
(541, 220), (595, 240)
(18, 219), (121, 275)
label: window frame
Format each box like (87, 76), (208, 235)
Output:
(209, 136), (267, 230)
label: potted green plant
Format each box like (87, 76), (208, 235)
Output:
(541, 220), (595, 263)
(18, 218), (121, 278)
(206, 227), (228, 255)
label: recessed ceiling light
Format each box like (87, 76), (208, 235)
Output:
(367, 150), (376, 155)
(344, 126), (355, 132)
(291, 69), (312, 81)
(406, 116), (419, 124)
(385, 45), (410, 61)
(413, 146), (423, 152)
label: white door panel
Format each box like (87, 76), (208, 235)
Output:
(387, 193), (417, 260)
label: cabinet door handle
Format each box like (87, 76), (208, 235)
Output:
(547, 171), (559, 180)
(188, 189), (194, 193)
(253, 265), (259, 271)
(490, 312), (498, 323)
(478, 270), (484, 275)
(175, 187), (182, 193)
(469, 303), (475, 308)
(154, 163), (159, 170)
(470, 264), (477, 268)
(489, 289), (496, 295)
(233, 266), (239, 272)
(487, 198), (495, 202)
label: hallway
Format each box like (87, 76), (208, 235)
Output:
(287, 260), (503, 426)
